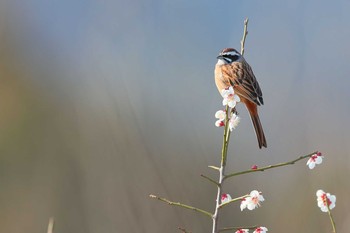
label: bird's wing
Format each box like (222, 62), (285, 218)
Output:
(221, 60), (263, 106)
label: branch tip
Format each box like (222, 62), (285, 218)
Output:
(208, 165), (220, 170)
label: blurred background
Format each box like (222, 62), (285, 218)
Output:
(0, 0), (349, 232)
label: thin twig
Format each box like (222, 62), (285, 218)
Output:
(219, 225), (257, 232)
(149, 195), (212, 218)
(218, 194), (249, 209)
(201, 174), (220, 187)
(208, 165), (220, 171)
(224, 151), (318, 180)
(240, 18), (249, 56)
(178, 227), (192, 233)
(47, 217), (55, 233)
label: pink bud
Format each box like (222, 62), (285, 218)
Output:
(251, 165), (258, 170)
(221, 194), (228, 200)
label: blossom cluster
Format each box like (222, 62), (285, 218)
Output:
(221, 86), (240, 108)
(215, 87), (240, 131)
(306, 152), (324, 169)
(240, 190), (265, 211)
(220, 190), (264, 211)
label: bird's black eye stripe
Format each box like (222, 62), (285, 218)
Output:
(222, 54), (240, 63)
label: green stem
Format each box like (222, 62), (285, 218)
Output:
(327, 202), (337, 233)
(219, 225), (257, 232)
(221, 105), (230, 166)
(201, 174), (220, 187)
(149, 195), (212, 218)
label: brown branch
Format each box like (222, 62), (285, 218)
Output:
(224, 151), (318, 180)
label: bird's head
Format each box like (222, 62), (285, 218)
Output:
(216, 48), (242, 65)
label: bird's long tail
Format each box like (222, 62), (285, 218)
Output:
(250, 113), (267, 149)
(245, 101), (267, 149)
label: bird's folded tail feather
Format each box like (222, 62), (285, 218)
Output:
(250, 113), (267, 149)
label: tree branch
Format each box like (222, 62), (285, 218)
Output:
(212, 18), (250, 233)
(224, 151), (318, 180)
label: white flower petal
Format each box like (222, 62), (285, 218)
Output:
(215, 120), (224, 127)
(247, 202), (256, 210)
(308, 162), (316, 169)
(316, 190), (325, 197)
(229, 115), (240, 131)
(250, 190), (260, 197)
(234, 94), (241, 102)
(228, 101), (237, 108)
(221, 193), (232, 204)
(215, 110), (226, 119)
(315, 156), (323, 164)
(240, 199), (248, 211)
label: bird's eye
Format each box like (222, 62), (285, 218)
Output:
(228, 55), (239, 61)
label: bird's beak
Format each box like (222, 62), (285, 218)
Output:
(217, 55), (224, 59)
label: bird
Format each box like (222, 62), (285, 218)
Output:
(215, 48), (267, 148)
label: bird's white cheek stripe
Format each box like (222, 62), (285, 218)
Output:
(216, 59), (227, 66)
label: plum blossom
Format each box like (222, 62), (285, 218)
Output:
(221, 193), (232, 204)
(215, 110), (226, 127)
(221, 86), (240, 108)
(229, 113), (240, 131)
(253, 227), (268, 233)
(316, 190), (336, 212)
(240, 190), (265, 211)
(235, 229), (249, 233)
(307, 152), (324, 169)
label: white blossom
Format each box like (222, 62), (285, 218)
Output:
(316, 189), (336, 212)
(240, 190), (264, 211)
